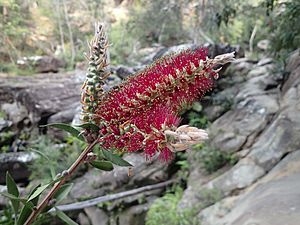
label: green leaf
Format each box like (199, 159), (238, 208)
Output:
(55, 208), (79, 225)
(30, 149), (56, 179)
(16, 201), (35, 225)
(0, 192), (27, 204)
(27, 184), (49, 202)
(90, 160), (114, 171)
(53, 183), (74, 205)
(40, 123), (85, 141)
(17, 186), (40, 225)
(6, 172), (20, 214)
(74, 123), (100, 132)
(102, 149), (132, 167)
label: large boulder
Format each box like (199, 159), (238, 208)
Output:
(199, 150), (300, 225)
(17, 55), (66, 73)
(0, 71), (85, 127)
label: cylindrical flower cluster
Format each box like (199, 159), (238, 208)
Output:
(91, 48), (235, 161)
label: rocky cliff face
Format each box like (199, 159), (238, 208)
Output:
(178, 49), (300, 225)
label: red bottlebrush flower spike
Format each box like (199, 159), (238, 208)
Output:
(92, 48), (235, 161)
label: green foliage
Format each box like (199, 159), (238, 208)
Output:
(0, 0), (31, 62)
(269, 0), (300, 57)
(188, 112), (209, 129)
(28, 136), (82, 182)
(54, 208), (79, 225)
(101, 149), (132, 167)
(0, 131), (15, 149)
(6, 172), (20, 217)
(90, 160), (114, 171)
(0, 208), (14, 225)
(175, 152), (190, 182)
(127, 0), (188, 47)
(109, 21), (137, 65)
(194, 144), (238, 174)
(146, 187), (199, 225)
(40, 123), (85, 142)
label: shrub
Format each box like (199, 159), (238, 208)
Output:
(146, 187), (199, 225)
(28, 136), (83, 183)
(194, 144), (238, 174)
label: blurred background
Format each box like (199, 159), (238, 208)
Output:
(0, 0), (300, 224)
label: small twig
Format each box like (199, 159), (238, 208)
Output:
(52, 179), (175, 212)
(24, 139), (99, 225)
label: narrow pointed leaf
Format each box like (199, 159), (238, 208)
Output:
(0, 192), (27, 204)
(6, 172), (20, 214)
(55, 208), (79, 225)
(75, 123), (100, 132)
(17, 201), (35, 225)
(27, 184), (49, 202)
(40, 123), (84, 141)
(17, 186), (40, 225)
(90, 160), (114, 171)
(102, 150), (132, 167)
(53, 183), (74, 205)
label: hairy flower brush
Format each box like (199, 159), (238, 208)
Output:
(91, 47), (235, 161)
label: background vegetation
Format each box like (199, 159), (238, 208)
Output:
(1, 0), (299, 73)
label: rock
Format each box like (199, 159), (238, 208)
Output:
(0, 71), (85, 127)
(225, 58), (257, 77)
(111, 65), (135, 79)
(17, 55), (66, 73)
(198, 150), (300, 225)
(156, 43), (197, 59)
(84, 207), (109, 225)
(257, 57), (273, 66)
(0, 117), (12, 132)
(48, 102), (80, 124)
(78, 212), (90, 225)
(257, 39), (270, 50)
(285, 49), (300, 72)
(70, 153), (169, 201)
(247, 64), (275, 78)
(179, 50), (300, 223)
(151, 43), (243, 63)
(203, 43), (244, 59)
(1, 102), (29, 128)
(116, 203), (149, 225)
(209, 67), (280, 153)
(0, 152), (37, 184)
(206, 158), (265, 195)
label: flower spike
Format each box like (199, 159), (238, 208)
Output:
(91, 48), (235, 161)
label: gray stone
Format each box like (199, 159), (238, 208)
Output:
(257, 57), (273, 66)
(247, 64), (274, 78)
(48, 102), (80, 124)
(0, 71), (84, 126)
(78, 212), (90, 225)
(112, 65), (135, 79)
(206, 158), (265, 195)
(257, 39), (270, 50)
(0, 152), (37, 184)
(1, 102), (29, 127)
(84, 207), (109, 225)
(198, 150), (300, 225)
(17, 55), (66, 73)
(70, 153), (169, 201)
(117, 204), (149, 225)
(0, 117), (12, 132)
